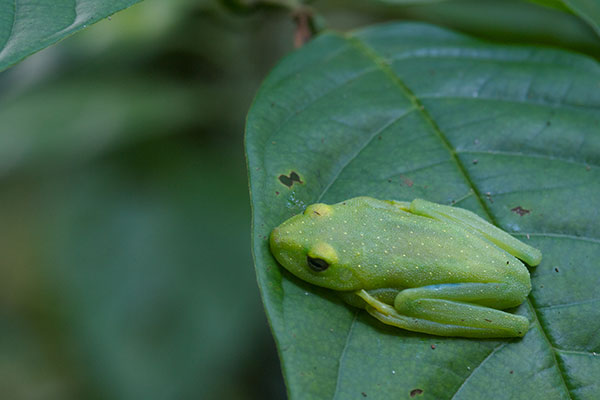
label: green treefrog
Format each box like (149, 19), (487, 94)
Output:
(269, 197), (542, 338)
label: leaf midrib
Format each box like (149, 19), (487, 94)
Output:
(311, 32), (574, 400)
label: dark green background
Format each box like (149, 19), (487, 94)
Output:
(1, 0), (599, 399)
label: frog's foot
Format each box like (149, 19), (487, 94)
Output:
(356, 286), (530, 338)
(408, 199), (542, 266)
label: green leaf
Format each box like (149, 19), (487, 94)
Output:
(0, 0), (143, 72)
(246, 22), (600, 399)
(530, 0), (600, 36)
(563, 0), (600, 35)
(374, 0), (449, 3)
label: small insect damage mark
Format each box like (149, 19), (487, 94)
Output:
(484, 319), (492, 323)
(472, 159), (478, 165)
(511, 206), (530, 216)
(485, 192), (494, 203)
(401, 175), (414, 187)
(430, 344), (436, 350)
(361, 392), (367, 398)
(279, 171), (303, 188)
(410, 388), (424, 397)
(555, 267), (559, 273)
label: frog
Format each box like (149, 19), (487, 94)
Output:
(269, 196), (542, 338)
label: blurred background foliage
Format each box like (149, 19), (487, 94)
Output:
(0, 0), (598, 399)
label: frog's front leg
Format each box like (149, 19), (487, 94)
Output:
(357, 282), (530, 338)
(408, 199), (542, 266)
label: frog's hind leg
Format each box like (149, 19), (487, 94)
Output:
(408, 199), (541, 266)
(357, 282), (530, 338)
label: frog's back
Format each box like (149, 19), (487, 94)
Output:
(331, 197), (528, 288)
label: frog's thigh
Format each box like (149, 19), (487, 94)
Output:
(409, 199), (541, 266)
(393, 283), (529, 337)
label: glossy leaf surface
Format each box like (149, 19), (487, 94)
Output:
(246, 22), (600, 399)
(0, 0), (142, 71)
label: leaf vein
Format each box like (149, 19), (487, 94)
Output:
(459, 149), (599, 169)
(315, 108), (416, 202)
(346, 32), (575, 400)
(538, 298), (600, 311)
(512, 232), (600, 244)
(420, 94), (600, 112)
(332, 311), (359, 400)
(526, 299), (573, 399)
(449, 343), (507, 400)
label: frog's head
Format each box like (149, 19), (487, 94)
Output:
(269, 203), (364, 291)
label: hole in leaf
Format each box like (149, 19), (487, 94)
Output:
(279, 171), (303, 188)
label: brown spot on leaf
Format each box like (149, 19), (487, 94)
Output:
(431, 344), (436, 350)
(511, 206), (530, 216)
(510, 370), (514, 374)
(275, 191), (279, 195)
(401, 175), (414, 187)
(555, 267), (559, 273)
(410, 389), (424, 397)
(279, 171), (303, 188)
(484, 319), (492, 322)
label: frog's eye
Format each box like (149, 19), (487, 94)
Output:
(307, 255), (329, 272)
